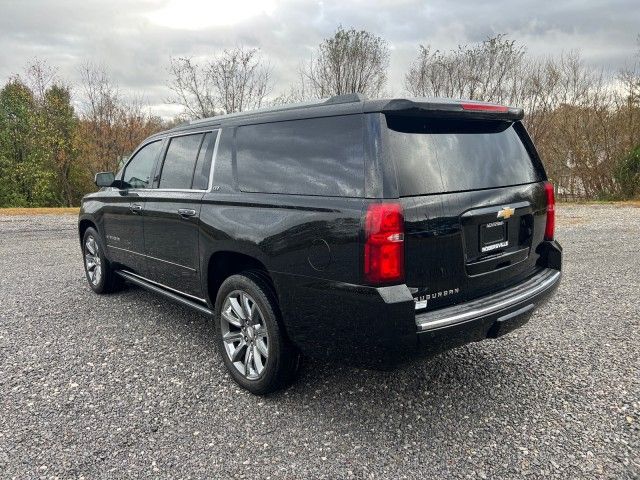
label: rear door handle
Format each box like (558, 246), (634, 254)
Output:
(130, 203), (143, 214)
(178, 208), (197, 219)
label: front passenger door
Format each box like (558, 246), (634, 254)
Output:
(102, 139), (163, 275)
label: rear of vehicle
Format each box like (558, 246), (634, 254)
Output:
(357, 99), (562, 363)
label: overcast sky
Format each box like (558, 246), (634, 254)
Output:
(1, 0), (638, 117)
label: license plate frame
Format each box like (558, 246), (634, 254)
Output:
(480, 221), (508, 253)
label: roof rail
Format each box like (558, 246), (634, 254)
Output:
(323, 93), (366, 105)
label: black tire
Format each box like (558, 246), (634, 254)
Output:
(82, 227), (121, 294)
(214, 271), (300, 395)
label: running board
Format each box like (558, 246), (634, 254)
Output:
(116, 270), (214, 316)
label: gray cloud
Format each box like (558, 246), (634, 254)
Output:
(1, 0), (638, 117)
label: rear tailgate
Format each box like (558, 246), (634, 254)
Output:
(382, 113), (549, 312)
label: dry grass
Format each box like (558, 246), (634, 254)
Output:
(0, 207), (80, 216)
(559, 200), (640, 208)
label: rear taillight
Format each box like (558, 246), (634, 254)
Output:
(544, 181), (555, 241)
(364, 203), (404, 284)
(460, 102), (509, 113)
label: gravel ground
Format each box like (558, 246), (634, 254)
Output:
(0, 205), (638, 479)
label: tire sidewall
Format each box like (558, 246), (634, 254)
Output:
(214, 274), (286, 395)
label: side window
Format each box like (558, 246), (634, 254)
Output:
(236, 115), (364, 197)
(159, 133), (204, 189)
(122, 140), (163, 189)
(191, 131), (217, 190)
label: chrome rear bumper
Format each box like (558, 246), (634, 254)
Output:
(415, 268), (561, 332)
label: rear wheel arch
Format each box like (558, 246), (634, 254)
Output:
(206, 251), (276, 307)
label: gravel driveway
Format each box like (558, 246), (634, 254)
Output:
(0, 205), (638, 479)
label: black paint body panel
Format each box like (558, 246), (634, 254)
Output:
(79, 96), (562, 366)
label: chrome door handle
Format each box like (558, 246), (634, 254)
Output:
(178, 208), (197, 218)
(130, 203), (143, 213)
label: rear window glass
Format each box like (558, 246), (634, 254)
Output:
(385, 116), (542, 196)
(236, 115), (364, 197)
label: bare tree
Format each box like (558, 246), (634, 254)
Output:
(168, 47), (272, 118)
(404, 34), (526, 104)
(268, 72), (310, 106)
(78, 63), (164, 173)
(302, 26), (389, 98)
(22, 59), (60, 106)
(404, 35), (640, 200)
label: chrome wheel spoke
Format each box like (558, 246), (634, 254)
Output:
(222, 309), (242, 328)
(241, 293), (252, 320)
(223, 331), (243, 344)
(229, 297), (246, 321)
(85, 238), (96, 255)
(243, 346), (252, 376)
(254, 324), (267, 338)
(256, 337), (268, 358)
(253, 345), (264, 371)
(231, 341), (247, 362)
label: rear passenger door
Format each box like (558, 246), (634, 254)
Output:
(143, 130), (218, 298)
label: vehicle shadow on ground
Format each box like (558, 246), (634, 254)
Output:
(117, 283), (544, 441)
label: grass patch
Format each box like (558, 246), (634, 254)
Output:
(0, 207), (80, 216)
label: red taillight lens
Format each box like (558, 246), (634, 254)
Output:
(364, 203), (404, 284)
(544, 181), (555, 241)
(460, 102), (509, 113)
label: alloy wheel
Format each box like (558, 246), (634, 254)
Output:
(220, 290), (269, 380)
(84, 235), (102, 286)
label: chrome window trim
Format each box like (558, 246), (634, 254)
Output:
(112, 128), (221, 193)
(156, 128), (221, 193)
(150, 188), (208, 193)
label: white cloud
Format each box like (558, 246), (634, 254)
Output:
(1, 0), (638, 118)
(145, 0), (278, 29)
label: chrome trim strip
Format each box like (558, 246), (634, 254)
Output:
(107, 245), (196, 272)
(116, 270), (212, 315)
(151, 188), (207, 193)
(416, 269), (561, 332)
(119, 269), (207, 303)
(206, 128), (222, 193)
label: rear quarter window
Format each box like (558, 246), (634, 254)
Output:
(236, 115), (364, 197)
(385, 115), (543, 196)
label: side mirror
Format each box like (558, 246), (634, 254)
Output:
(95, 171), (115, 188)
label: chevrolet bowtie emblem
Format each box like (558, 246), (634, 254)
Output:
(497, 206), (515, 219)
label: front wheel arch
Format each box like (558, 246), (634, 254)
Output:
(79, 218), (97, 246)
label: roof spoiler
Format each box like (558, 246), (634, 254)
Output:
(323, 93), (367, 105)
(373, 98), (524, 121)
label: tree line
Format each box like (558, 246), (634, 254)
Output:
(1, 27), (638, 207)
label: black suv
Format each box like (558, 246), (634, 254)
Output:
(79, 94), (562, 394)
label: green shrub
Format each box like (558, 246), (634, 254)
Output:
(614, 146), (640, 199)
